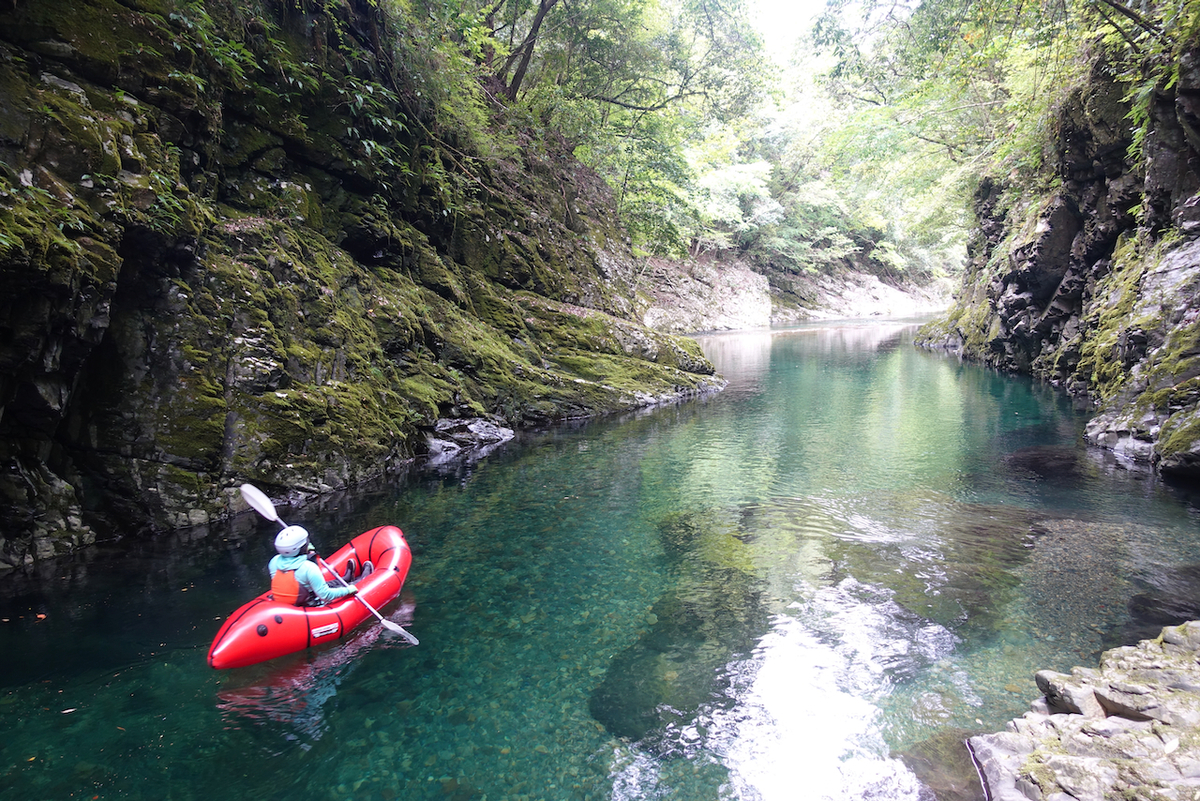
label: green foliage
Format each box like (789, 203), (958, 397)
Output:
(0, 177), (88, 262)
(168, 2), (261, 89)
(1116, 0), (1200, 168)
(577, 110), (699, 256)
(157, 0), (520, 218)
(459, 0), (771, 256)
(695, 160), (781, 236)
(808, 0), (1200, 204)
(763, 0), (1193, 280)
(67, 0), (1200, 296)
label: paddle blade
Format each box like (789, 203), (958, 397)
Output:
(239, 484), (280, 523)
(386, 622), (419, 646)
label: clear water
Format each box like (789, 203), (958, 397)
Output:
(4, 319), (1200, 801)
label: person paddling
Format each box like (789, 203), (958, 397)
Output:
(268, 525), (367, 606)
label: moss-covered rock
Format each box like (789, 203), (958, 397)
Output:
(0, 0), (723, 565)
(917, 45), (1200, 481)
(970, 622), (1200, 801)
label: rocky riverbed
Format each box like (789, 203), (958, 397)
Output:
(970, 621), (1200, 800)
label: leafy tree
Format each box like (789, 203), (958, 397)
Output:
(456, 0), (771, 255)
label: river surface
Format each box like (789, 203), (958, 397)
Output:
(4, 320), (1200, 801)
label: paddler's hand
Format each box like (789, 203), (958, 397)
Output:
(347, 585), (359, 595)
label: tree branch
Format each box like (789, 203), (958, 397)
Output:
(501, 0), (561, 100)
(582, 90), (704, 112)
(1089, 1), (1143, 52)
(1087, 0), (1163, 37)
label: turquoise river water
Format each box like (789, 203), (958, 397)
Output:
(4, 319), (1200, 801)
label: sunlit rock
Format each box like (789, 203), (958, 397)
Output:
(970, 621), (1200, 800)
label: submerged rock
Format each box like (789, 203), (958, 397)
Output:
(588, 564), (768, 748)
(1124, 564), (1200, 645)
(898, 729), (987, 801)
(1003, 446), (1082, 482)
(969, 621), (1200, 801)
(824, 501), (1044, 639)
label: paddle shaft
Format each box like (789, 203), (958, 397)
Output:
(317, 555), (419, 645)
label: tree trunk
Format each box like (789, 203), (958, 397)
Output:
(503, 0), (559, 101)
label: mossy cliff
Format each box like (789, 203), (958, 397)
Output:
(0, 0), (722, 566)
(917, 44), (1200, 480)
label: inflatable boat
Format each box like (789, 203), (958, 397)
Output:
(208, 525), (413, 669)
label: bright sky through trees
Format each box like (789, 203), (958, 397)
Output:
(749, 0), (825, 59)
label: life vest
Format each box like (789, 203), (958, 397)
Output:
(270, 569), (305, 606)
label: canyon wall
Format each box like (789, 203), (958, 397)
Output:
(0, 0), (721, 565)
(919, 48), (1200, 481)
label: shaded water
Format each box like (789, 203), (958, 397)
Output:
(4, 320), (1200, 800)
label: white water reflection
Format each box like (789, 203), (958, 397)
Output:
(715, 578), (960, 800)
(607, 574), (961, 800)
(716, 617), (926, 800)
(610, 749), (670, 800)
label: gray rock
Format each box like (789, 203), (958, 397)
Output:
(425, 417), (515, 463)
(1036, 669), (1107, 717)
(1042, 754), (1118, 800)
(969, 730), (1037, 801)
(971, 622), (1200, 800)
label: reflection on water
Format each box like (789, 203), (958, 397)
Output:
(695, 321), (917, 401)
(216, 596), (417, 750)
(697, 329), (775, 398)
(4, 319), (1200, 800)
(714, 615), (927, 801)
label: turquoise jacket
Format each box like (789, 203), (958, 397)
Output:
(267, 553), (355, 604)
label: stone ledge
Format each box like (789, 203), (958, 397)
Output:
(970, 621), (1200, 801)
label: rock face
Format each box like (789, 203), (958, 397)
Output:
(917, 48), (1200, 480)
(641, 253), (952, 334)
(0, 0), (722, 565)
(970, 621), (1200, 801)
(424, 417), (514, 465)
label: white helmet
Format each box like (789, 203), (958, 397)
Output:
(275, 525), (310, 557)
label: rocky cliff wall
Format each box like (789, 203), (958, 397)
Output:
(0, 0), (722, 566)
(917, 46), (1200, 480)
(640, 254), (952, 335)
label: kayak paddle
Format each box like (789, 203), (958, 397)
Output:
(238, 483), (419, 645)
(316, 552), (418, 645)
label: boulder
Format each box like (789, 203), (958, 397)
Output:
(970, 621), (1200, 800)
(424, 417), (515, 464)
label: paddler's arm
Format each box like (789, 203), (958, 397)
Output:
(296, 560), (357, 602)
